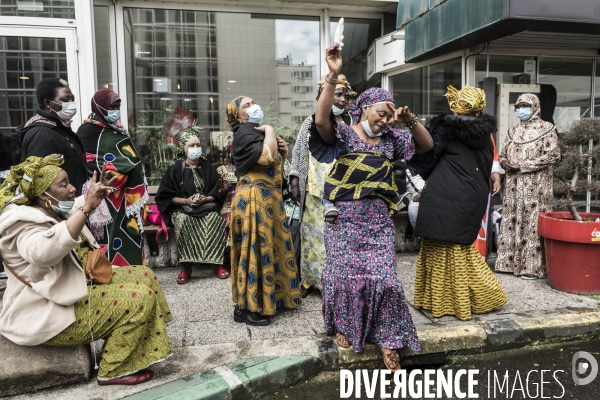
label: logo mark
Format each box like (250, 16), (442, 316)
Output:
(572, 351), (598, 386)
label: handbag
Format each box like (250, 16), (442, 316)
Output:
(84, 247), (113, 284)
(146, 204), (162, 225)
(143, 203), (169, 245)
(179, 160), (220, 217)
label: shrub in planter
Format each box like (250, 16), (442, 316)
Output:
(538, 117), (600, 294)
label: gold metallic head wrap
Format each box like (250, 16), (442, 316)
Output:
(179, 131), (201, 155)
(316, 74), (357, 101)
(444, 84), (486, 115)
(226, 95), (249, 128)
(0, 154), (64, 213)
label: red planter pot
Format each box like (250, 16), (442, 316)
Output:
(538, 212), (600, 294)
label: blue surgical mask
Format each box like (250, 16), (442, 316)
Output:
(361, 120), (382, 138)
(44, 192), (75, 213)
(515, 108), (532, 121)
(187, 147), (203, 160)
(332, 105), (344, 116)
(105, 110), (120, 123)
(246, 104), (264, 124)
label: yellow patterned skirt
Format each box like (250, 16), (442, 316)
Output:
(45, 266), (172, 380)
(415, 239), (508, 321)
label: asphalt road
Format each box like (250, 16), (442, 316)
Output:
(262, 338), (600, 400)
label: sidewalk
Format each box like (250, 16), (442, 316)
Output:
(2, 253), (600, 399)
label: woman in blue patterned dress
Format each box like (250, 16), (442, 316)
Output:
(309, 45), (436, 371)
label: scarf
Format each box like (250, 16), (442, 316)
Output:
(91, 89), (125, 134)
(324, 151), (398, 211)
(348, 88), (395, 126)
(231, 122), (265, 178)
(444, 84), (486, 115)
(226, 95), (249, 128)
(508, 93), (556, 144)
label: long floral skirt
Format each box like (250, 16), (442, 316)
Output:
(415, 239), (508, 321)
(322, 198), (420, 353)
(46, 266), (172, 380)
(172, 211), (227, 264)
(300, 194), (327, 290)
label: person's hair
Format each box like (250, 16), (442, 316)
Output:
(36, 77), (69, 108)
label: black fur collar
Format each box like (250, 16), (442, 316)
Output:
(429, 113), (497, 146)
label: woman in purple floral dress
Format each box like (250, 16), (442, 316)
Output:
(309, 45), (436, 371)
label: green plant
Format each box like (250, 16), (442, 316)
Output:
(445, 350), (462, 366)
(262, 102), (299, 146)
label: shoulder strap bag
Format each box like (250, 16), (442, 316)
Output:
(179, 160), (220, 217)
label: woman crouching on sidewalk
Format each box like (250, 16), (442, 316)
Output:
(0, 155), (172, 385)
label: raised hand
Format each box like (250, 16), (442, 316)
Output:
(276, 136), (288, 154)
(84, 171), (111, 211)
(393, 106), (415, 124)
(326, 44), (343, 75)
(100, 163), (117, 187)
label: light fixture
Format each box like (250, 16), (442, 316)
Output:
(103, 84), (109, 88)
(390, 33), (405, 41)
(177, 83), (181, 90)
(228, 80), (236, 83)
(209, 97), (214, 103)
(154, 79), (162, 82)
(19, 76), (29, 80)
(184, 98), (191, 102)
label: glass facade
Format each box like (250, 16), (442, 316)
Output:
(0, 36), (68, 170)
(124, 8), (321, 184)
(94, 5), (116, 91)
(330, 18), (381, 94)
(0, 0), (75, 19)
(390, 57), (461, 125)
(475, 55), (537, 87)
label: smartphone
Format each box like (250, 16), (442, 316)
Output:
(193, 194), (201, 202)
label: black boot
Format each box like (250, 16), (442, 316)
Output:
(233, 305), (271, 326)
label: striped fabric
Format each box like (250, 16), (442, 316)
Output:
(414, 239), (507, 321)
(171, 211), (227, 264)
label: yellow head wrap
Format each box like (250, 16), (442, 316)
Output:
(316, 74), (357, 100)
(0, 154), (64, 213)
(226, 95), (249, 128)
(444, 84), (486, 115)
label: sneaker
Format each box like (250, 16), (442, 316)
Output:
(394, 192), (413, 212)
(520, 274), (539, 280)
(323, 203), (338, 223)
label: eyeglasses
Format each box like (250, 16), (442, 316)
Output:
(514, 104), (532, 110)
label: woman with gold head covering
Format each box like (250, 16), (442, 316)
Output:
(288, 74), (355, 298)
(0, 155), (172, 385)
(226, 95), (301, 327)
(155, 132), (227, 284)
(414, 85), (508, 321)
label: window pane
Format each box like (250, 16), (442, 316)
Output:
(124, 8), (320, 184)
(475, 55), (537, 86)
(330, 18), (381, 94)
(390, 57), (462, 126)
(0, 36), (68, 170)
(0, 0), (75, 19)
(595, 60), (600, 118)
(94, 5), (117, 91)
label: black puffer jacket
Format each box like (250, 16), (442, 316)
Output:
(415, 113), (496, 245)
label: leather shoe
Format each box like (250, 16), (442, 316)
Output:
(233, 306), (270, 326)
(97, 369), (154, 385)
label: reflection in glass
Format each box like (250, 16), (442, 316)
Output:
(390, 57), (462, 126)
(94, 5), (116, 92)
(124, 8), (320, 184)
(475, 55), (537, 86)
(0, 36), (68, 169)
(0, 0), (75, 19)
(330, 18), (381, 94)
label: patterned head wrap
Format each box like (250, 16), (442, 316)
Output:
(316, 74), (357, 100)
(349, 87), (395, 126)
(91, 89), (120, 120)
(515, 93), (541, 121)
(0, 154), (64, 213)
(444, 84), (486, 115)
(226, 95), (249, 128)
(178, 131), (201, 155)
(508, 93), (555, 141)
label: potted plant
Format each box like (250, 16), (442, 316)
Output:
(538, 117), (600, 294)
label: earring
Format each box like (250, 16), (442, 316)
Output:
(45, 198), (52, 208)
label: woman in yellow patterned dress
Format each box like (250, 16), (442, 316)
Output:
(227, 96), (301, 326)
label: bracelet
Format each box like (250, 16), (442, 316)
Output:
(324, 75), (340, 85)
(292, 185), (299, 188)
(405, 118), (419, 130)
(78, 207), (91, 218)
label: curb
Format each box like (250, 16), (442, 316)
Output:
(124, 308), (600, 399)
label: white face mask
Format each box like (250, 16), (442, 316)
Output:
(361, 120), (382, 138)
(332, 105), (344, 116)
(50, 100), (77, 122)
(44, 191), (74, 213)
(187, 147), (203, 160)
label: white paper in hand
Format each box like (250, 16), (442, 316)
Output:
(334, 18), (344, 49)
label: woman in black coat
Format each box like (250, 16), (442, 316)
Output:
(414, 85), (507, 321)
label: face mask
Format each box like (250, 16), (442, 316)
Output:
(361, 120), (382, 138)
(105, 110), (120, 123)
(187, 147), (203, 160)
(515, 108), (532, 121)
(246, 104), (264, 124)
(44, 192), (74, 213)
(49, 100), (77, 122)
(332, 105), (344, 116)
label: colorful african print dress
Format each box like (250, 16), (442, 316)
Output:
(309, 121), (430, 353)
(230, 154), (301, 315)
(77, 119), (148, 266)
(46, 239), (172, 380)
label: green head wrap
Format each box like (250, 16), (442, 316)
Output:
(178, 131), (200, 156)
(0, 154), (65, 213)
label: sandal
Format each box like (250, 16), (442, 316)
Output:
(213, 265), (229, 279)
(335, 332), (351, 348)
(176, 265), (192, 284)
(380, 347), (401, 372)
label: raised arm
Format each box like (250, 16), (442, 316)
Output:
(393, 106), (434, 154)
(315, 45), (343, 144)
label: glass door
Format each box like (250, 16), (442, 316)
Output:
(0, 26), (79, 172)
